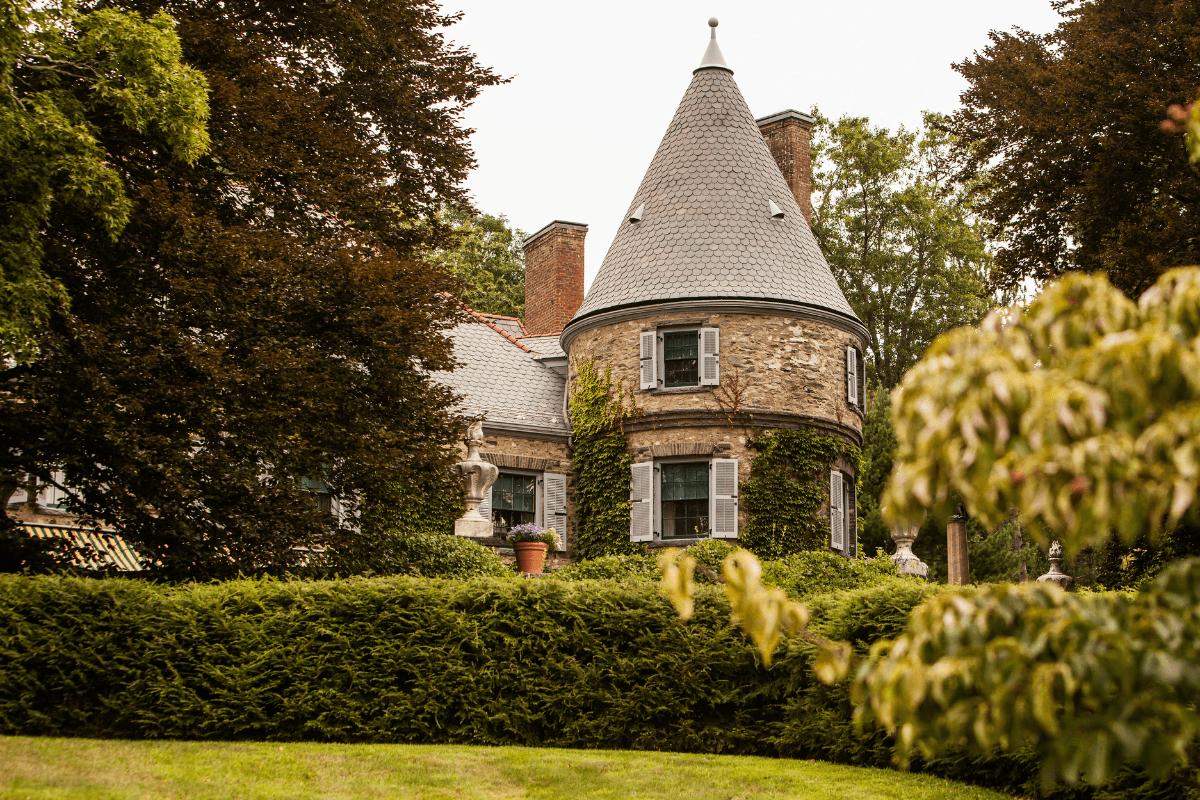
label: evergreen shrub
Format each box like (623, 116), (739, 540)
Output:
(0, 573), (1180, 799)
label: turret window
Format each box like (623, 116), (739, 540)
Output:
(639, 325), (720, 390)
(663, 331), (700, 387)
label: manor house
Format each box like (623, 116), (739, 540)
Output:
(441, 20), (868, 557)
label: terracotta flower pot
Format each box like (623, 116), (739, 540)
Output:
(512, 541), (550, 574)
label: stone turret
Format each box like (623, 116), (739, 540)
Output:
(560, 20), (867, 554)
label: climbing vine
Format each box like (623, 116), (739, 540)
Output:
(738, 428), (861, 560)
(570, 359), (639, 559)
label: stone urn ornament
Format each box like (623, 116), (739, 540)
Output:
(1036, 541), (1074, 589)
(889, 520), (929, 579)
(452, 417), (499, 538)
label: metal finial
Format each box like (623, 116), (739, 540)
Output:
(709, 17), (719, 30)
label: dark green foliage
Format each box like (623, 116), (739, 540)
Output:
(857, 382), (897, 558)
(0, 572), (1186, 797)
(1, 0), (503, 578)
(549, 554), (660, 582)
(330, 532), (511, 579)
(430, 207), (527, 318)
(760, 551), (900, 601)
(739, 428), (860, 559)
(968, 518), (1044, 585)
(570, 360), (638, 559)
(947, 0), (1200, 298)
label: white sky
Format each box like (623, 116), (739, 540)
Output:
(442, 0), (1063, 290)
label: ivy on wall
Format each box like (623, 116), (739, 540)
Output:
(738, 428), (861, 560)
(570, 359), (639, 559)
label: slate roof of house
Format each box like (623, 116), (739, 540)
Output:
(520, 335), (566, 360)
(570, 28), (859, 325)
(438, 321), (567, 434)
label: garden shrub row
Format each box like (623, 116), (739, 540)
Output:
(0, 573), (1181, 799)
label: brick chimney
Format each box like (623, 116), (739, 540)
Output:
(756, 110), (815, 223)
(522, 220), (587, 337)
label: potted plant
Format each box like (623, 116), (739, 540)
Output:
(506, 523), (559, 574)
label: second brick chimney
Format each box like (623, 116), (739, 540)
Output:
(522, 220), (587, 337)
(756, 109), (815, 223)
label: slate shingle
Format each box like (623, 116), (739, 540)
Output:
(572, 66), (859, 324)
(437, 323), (567, 433)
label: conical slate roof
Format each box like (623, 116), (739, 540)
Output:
(570, 31), (860, 325)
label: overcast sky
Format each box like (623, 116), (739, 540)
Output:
(441, 0), (1064, 289)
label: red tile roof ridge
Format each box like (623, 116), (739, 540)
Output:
(441, 292), (532, 353)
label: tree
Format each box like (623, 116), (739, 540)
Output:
(812, 112), (994, 390)
(429, 206), (526, 319)
(1, 0), (503, 578)
(0, 0), (209, 364)
(859, 264), (1200, 787)
(948, 0), (1200, 299)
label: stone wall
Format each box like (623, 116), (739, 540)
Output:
(567, 310), (864, 442)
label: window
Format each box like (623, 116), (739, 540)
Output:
(629, 458), (739, 542)
(491, 472), (537, 534)
(479, 470), (567, 549)
(299, 476), (334, 517)
(829, 470), (857, 558)
(661, 462), (709, 538)
(640, 326), (720, 390)
(846, 345), (866, 413)
(663, 332), (699, 387)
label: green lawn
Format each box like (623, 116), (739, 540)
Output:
(0, 737), (1011, 800)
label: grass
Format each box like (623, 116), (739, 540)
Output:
(0, 737), (1012, 800)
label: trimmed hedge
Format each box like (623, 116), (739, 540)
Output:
(0, 573), (1183, 799)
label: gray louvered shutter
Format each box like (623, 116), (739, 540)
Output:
(629, 462), (655, 541)
(478, 482), (492, 528)
(847, 477), (857, 558)
(856, 348), (867, 411)
(639, 331), (657, 390)
(846, 346), (858, 407)
(710, 458), (739, 538)
(829, 471), (844, 551)
(700, 327), (720, 386)
(543, 472), (567, 551)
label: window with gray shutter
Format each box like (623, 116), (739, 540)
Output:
(710, 458), (739, 538)
(543, 472), (567, 550)
(629, 462), (655, 541)
(829, 470), (844, 551)
(846, 346), (858, 407)
(856, 347), (866, 412)
(639, 331), (657, 390)
(700, 327), (720, 386)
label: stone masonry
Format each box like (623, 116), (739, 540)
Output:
(567, 311), (865, 439)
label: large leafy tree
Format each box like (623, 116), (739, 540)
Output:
(812, 112), (994, 390)
(1, 0), (503, 578)
(429, 206), (526, 319)
(0, 0), (209, 364)
(948, 0), (1200, 298)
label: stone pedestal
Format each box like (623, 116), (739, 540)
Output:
(1036, 541), (1073, 589)
(451, 418), (498, 538)
(890, 521), (929, 579)
(946, 506), (970, 586)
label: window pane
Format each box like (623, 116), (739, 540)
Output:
(661, 462), (709, 538)
(663, 331), (699, 387)
(492, 473), (536, 513)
